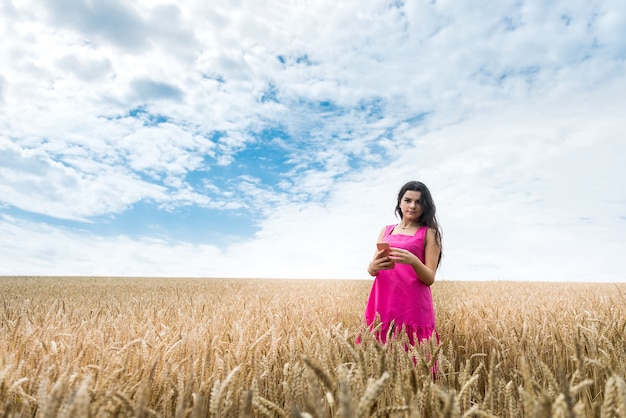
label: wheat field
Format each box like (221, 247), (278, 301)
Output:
(1, 277), (625, 417)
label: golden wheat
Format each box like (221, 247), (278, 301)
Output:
(1, 277), (625, 417)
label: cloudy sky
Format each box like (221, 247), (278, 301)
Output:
(1, 0), (624, 282)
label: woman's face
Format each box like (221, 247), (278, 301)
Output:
(400, 190), (423, 221)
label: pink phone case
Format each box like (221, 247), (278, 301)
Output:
(377, 242), (390, 254)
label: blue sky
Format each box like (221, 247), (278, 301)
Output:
(1, 0), (625, 281)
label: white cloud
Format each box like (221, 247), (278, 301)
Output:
(57, 55), (113, 82)
(0, 0), (625, 282)
(0, 137), (168, 221)
(120, 123), (211, 177)
(0, 215), (223, 276)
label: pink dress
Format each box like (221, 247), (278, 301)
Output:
(364, 225), (439, 346)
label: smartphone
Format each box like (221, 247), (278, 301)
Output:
(376, 242), (390, 255)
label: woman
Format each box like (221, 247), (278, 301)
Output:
(364, 181), (442, 346)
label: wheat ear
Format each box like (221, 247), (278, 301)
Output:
(356, 371), (389, 417)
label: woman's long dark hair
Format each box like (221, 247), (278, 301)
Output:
(395, 181), (443, 266)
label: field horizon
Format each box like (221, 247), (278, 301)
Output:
(4, 275), (625, 284)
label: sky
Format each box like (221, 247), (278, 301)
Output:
(1, 0), (625, 282)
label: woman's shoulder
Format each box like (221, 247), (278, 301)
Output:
(424, 227), (442, 246)
(377, 224), (396, 237)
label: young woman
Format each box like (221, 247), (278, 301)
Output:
(363, 181), (443, 346)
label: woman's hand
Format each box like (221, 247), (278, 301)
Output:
(389, 248), (418, 265)
(368, 249), (395, 276)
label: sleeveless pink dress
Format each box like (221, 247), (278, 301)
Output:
(364, 225), (439, 346)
